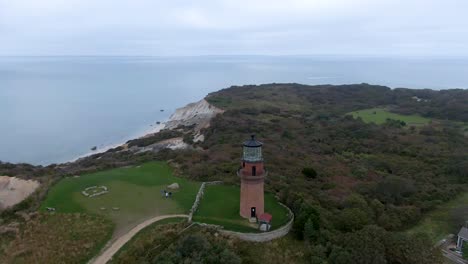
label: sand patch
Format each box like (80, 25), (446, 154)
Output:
(0, 176), (39, 209)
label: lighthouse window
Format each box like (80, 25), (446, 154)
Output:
(252, 166), (256, 176)
(243, 146), (262, 162)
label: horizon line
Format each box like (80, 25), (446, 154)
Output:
(1, 54), (468, 59)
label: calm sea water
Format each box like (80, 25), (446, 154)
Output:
(1, 56), (468, 165)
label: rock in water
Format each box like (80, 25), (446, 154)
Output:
(91, 146), (97, 151)
(167, 183), (180, 190)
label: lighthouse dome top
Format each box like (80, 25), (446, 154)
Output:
(243, 135), (263, 148)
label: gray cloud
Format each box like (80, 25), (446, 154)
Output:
(1, 0), (468, 56)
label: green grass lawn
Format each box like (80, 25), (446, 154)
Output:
(407, 192), (468, 242)
(193, 184), (290, 232)
(348, 108), (430, 125)
(41, 162), (200, 236)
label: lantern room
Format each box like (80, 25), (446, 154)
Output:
(242, 135), (263, 162)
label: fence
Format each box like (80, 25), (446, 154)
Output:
(187, 181), (223, 222)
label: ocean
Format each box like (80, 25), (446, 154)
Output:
(1, 56), (468, 165)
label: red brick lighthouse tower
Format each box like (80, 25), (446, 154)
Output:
(239, 135), (266, 220)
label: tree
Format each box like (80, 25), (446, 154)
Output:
(377, 211), (402, 230)
(308, 244), (327, 264)
(178, 234), (210, 258)
(154, 234), (241, 264)
(370, 199), (385, 219)
(302, 167), (318, 179)
(337, 208), (371, 231)
(375, 176), (415, 204)
(293, 203), (320, 240)
(304, 217), (318, 241)
(384, 232), (442, 264)
(329, 246), (355, 264)
(337, 225), (388, 264)
(463, 243), (468, 260)
(344, 193), (368, 210)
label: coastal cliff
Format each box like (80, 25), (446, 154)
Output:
(122, 99), (224, 154)
(165, 99), (224, 142)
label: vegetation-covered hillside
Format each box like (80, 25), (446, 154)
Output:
(1, 83), (467, 263)
(169, 83), (468, 263)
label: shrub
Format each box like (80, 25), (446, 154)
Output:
(126, 130), (183, 147)
(302, 167), (318, 179)
(155, 234), (241, 264)
(463, 243), (468, 260)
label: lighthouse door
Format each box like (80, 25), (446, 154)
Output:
(251, 207), (256, 218)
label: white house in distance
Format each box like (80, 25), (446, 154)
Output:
(457, 227), (468, 250)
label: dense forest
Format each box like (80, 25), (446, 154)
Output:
(1, 83), (467, 263)
(169, 84), (468, 263)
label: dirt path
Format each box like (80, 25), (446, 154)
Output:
(89, 214), (189, 264)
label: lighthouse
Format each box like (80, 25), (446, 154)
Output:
(238, 135), (266, 220)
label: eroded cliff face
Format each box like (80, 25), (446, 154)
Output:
(0, 176), (39, 210)
(74, 99), (224, 160)
(165, 99), (224, 142)
(125, 99), (224, 154)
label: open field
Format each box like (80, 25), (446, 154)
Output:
(407, 192), (468, 242)
(41, 162), (200, 236)
(193, 184), (290, 232)
(0, 213), (113, 264)
(348, 107), (431, 125)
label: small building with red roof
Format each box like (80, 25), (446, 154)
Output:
(258, 213), (272, 231)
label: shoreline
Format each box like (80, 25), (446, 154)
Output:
(66, 98), (223, 165)
(68, 120), (168, 164)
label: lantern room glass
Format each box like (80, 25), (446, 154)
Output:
(243, 146), (262, 162)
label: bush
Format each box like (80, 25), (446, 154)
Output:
(126, 130), (183, 147)
(292, 202), (320, 240)
(463, 243), (468, 260)
(302, 167), (318, 179)
(155, 234), (241, 264)
(183, 133), (194, 144)
(337, 208), (371, 231)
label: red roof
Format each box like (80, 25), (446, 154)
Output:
(258, 213), (272, 222)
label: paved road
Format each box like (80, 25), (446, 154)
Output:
(443, 250), (468, 264)
(89, 214), (189, 264)
(436, 235), (468, 264)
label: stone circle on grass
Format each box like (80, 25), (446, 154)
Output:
(81, 186), (108, 198)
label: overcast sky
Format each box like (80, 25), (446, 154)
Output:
(1, 0), (467, 56)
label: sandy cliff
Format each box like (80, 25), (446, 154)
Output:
(165, 99), (224, 142)
(0, 176), (39, 210)
(75, 99), (224, 159)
